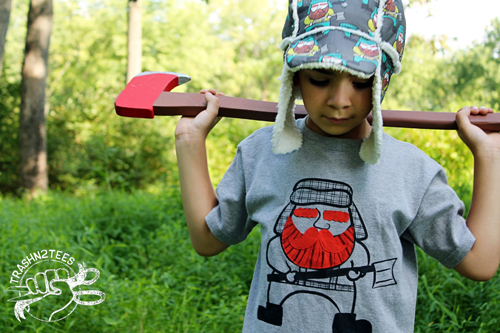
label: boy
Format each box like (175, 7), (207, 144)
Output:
(175, 0), (500, 331)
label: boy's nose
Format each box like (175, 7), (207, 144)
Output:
(327, 80), (352, 110)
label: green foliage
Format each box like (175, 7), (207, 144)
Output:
(406, 0), (434, 6)
(0, 189), (260, 331)
(1, 0), (284, 194)
(0, 0), (28, 194)
(2, 0), (500, 195)
(386, 19), (500, 112)
(1, 189), (499, 331)
(0, 76), (21, 193)
(446, 19), (500, 111)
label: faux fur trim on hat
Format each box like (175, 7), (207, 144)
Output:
(272, 66), (303, 154)
(380, 42), (402, 75)
(359, 70), (383, 164)
(359, 0), (387, 165)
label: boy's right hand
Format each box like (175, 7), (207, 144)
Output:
(174, 88), (230, 257)
(175, 89), (224, 142)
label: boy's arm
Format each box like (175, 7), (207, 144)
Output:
(454, 106), (500, 281)
(175, 89), (230, 257)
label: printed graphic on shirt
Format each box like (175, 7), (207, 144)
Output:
(258, 179), (397, 332)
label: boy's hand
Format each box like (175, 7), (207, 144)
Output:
(456, 106), (500, 157)
(454, 106), (500, 281)
(175, 88), (230, 257)
(175, 89), (224, 141)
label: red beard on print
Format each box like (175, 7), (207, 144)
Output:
(309, 3), (329, 20)
(281, 217), (355, 269)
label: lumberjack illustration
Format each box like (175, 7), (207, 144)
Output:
(353, 37), (379, 66)
(287, 36), (321, 62)
(258, 179), (397, 331)
(304, 0), (336, 31)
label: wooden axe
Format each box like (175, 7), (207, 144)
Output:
(115, 72), (500, 131)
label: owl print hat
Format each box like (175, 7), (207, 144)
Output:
(272, 0), (406, 164)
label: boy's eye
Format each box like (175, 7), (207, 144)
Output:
(309, 78), (329, 87)
(353, 80), (372, 89)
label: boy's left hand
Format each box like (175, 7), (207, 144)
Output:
(456, 106), (500, 157)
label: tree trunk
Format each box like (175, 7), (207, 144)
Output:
(127, 0), (142, 83)
(0, 0), (12, 75)
(19, 0), (53, 194)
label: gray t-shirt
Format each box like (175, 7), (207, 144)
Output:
(206, 118), (475, 332)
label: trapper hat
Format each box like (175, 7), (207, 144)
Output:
(272, 0), (406, 164)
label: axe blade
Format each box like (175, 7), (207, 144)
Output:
(371, 258), (397, 289)
(115, 71), (191, 119)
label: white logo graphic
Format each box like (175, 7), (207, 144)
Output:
(7, 249), (106, 322)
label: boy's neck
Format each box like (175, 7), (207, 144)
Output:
(305, 116), (372, 140)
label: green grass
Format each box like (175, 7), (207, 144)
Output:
(0, 189), (258, 332)
(415, 250), (500, 332)
(1, 189), (499, 332)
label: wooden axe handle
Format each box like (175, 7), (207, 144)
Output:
(153, 92), (500, 131)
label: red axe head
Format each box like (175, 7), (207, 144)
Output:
(115, 71), (191, 119)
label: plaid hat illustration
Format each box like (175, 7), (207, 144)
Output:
(272, 0), (406, 164)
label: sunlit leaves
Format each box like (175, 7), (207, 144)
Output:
(1, 0), (500, 194)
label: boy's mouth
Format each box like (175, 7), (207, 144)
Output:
(326, 117), (348, 124)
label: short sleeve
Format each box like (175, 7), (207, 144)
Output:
(402, 169), (475, 269)
(205, 147), (257, 245)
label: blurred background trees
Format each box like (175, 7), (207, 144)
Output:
(0, 0), (11, 76)
(0, 0), (499, 197)
(127, 0), (142, 83)
(19, 0), (53, 195)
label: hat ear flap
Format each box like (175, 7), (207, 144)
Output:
(359, 125), (382, 164)
(359, 73), (383, 164)
(272, 67), (303, 154)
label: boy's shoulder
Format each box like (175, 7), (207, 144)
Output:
(383, 133), (428, 155)
(244, 124), (274, 140)
(382, 132), (442, 172)
(238, 124), (274, 151)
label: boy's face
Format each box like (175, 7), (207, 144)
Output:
(296, 69), (373, 139)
